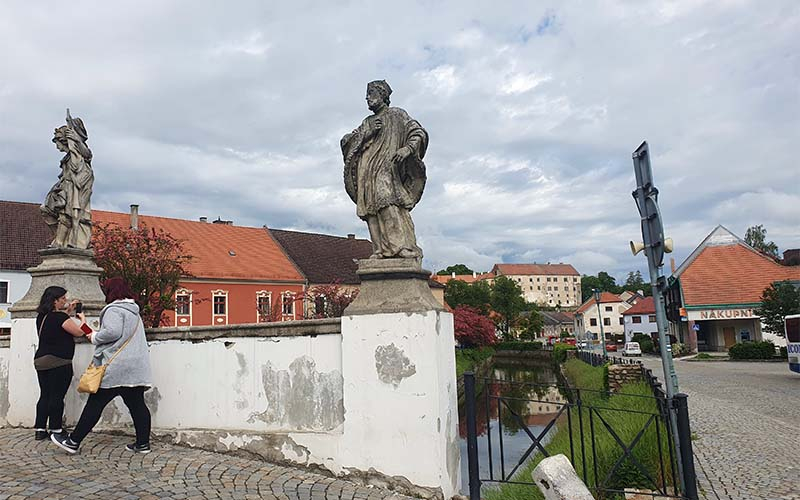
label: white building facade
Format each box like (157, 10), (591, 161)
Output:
(491, 263), (581, 307)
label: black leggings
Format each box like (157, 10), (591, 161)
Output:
(71, 386), (151, 446)
(35, 364), (73, 431)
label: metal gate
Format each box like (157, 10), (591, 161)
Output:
(463, 372), (698, 500)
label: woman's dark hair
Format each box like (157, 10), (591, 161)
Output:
(102, 277), (135, 304)
(37, 286), (67, 315)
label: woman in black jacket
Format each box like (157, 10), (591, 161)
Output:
(34, 286), (89, 440)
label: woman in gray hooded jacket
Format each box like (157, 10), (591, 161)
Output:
(52, 278), (153, 454)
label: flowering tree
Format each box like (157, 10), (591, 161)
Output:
(93, 222), (193, 328)
(453, 306), (498, 348)
(300, 282), (360, 319)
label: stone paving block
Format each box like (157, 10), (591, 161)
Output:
(0, 428), (417, 500)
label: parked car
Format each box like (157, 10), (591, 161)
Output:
(605, 343), (618, 352)
(576, 340), (589, 349)
(622, 342), (642, 357)
(564, 337), (577, 346)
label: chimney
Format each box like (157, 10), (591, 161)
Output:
(212, 217), (233, 225)
(347, 233), (355, 239)
(473, 271), (477, 278)
(452, 272), (456, 278)
(670, 258), (676, 273)
(199, 217), (208, 223)
(783, 249), (800, 266)
(129, 204), (139, 230)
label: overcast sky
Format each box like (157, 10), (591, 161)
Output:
(1, 1), (798, 282)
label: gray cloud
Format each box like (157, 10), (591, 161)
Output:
(1, 1), (798, 284)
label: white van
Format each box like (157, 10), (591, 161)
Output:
(622, 342), (642, 357)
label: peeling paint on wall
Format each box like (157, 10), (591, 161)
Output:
(144, 386), (162, 415)
(0, 359), (9, 421)
(235, 352), (248, 378)
(374, 343), (416, 387)
(169, 429), (311, 466)
(445, 410), (460, 494)
(249, 356), (343, 431)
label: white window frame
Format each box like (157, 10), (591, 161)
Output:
(281, 292), (295, 320)
(211, 289), (229, 325)
(174, 288), (192, 326)
(256, 290), (272, 323)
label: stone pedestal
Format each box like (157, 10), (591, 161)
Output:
(6, 248), (104, 427)
(9, 247), (106, 319)
(339, 258), (458, 498)
(344, 258), (443, 316)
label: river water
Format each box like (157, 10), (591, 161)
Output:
(457, 359), (566, 494)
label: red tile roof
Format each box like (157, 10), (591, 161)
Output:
(430, 273), (494, 285)
(680, 244), (800, 307)
(0, 201), (53, 270)
(493, 263), (579, 276)
(575, 292), (623, 314)
(268, 229), (372, 285)
(93, 211), (304, 282)
(622, 296), (655, 315)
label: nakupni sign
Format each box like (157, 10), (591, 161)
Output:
(687, 308), (757, 321)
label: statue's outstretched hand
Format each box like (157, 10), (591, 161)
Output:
(392, 146), (412, 164)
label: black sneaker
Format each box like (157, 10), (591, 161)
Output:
(51, 433), (79, 454)
(34, 430), (49, 441)
(125, 442), (151, 454)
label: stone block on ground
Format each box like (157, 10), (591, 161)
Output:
(531, 454), (594, 500)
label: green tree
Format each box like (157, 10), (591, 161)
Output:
(756, 281), (800, 335)
(580, 271), (621, 302)
(744, 225), (779, 259)
(444, 279), (491, 313)
(517, 310), (544, 341)
(490, 276), (527, 340)
(621, 270), (651, 296)
(93, 222), (193, 328)
(437, 264), (475, 276)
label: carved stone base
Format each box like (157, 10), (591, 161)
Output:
(344, 258), (444, 316)
(9, 247), (106, 318)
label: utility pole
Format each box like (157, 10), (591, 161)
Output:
(630, 141), (685, 491)
(630, 142), (678, 396)
(594, 289), (607, 356)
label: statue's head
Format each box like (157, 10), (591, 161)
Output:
(366, 80), (392, 112)
(52, 125), (70, 153)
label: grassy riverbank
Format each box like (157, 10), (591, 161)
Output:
(484, 359), (674, 500)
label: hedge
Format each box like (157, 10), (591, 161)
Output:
(495, 341), (543, 351)
(728, 341), (776, 360)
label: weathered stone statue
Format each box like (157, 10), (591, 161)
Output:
(41, 109), (94, 249)
(342, 80), (427, 259)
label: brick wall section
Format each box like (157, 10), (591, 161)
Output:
(607, 364), (645, 392)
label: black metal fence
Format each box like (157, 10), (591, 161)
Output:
(578, 349), (642, 367)
(463, 372), (698, 500)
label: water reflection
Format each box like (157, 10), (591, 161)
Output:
(458, 361), (566, 494)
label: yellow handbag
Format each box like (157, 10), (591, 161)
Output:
(77, 323), (140, 394)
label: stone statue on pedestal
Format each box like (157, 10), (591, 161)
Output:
(41, 109), (94, 249)
(341, 80), (427, 260)
(341, 82), (442, 316)
(11, 110), (105, 319)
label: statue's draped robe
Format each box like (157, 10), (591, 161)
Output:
(42, 140), (94, 248)
(342, 107), (428, 258)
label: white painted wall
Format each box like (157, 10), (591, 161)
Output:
(0, 270), (31, 329)
(5, 312), (459, 498)
(623, 314), (659, 342)
(0, 342), (9, 426)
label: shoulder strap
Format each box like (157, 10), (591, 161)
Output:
(104, 319), (142, 366)
(38, 314), (48, 337)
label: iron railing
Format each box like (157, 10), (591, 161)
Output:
(463, 372), (698, 500)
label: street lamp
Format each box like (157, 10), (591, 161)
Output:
(593, 289), (607, 356)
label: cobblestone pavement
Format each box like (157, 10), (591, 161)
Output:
(638, 357), (800, 500)
(0, 428), (413, 500)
